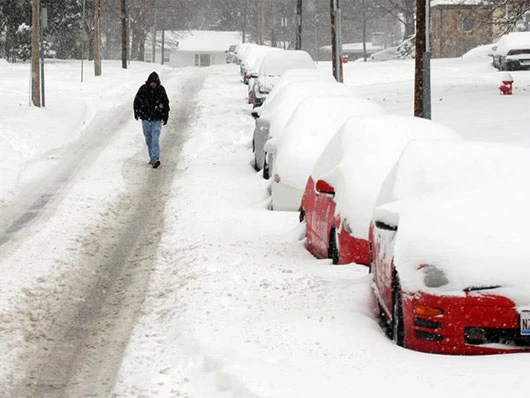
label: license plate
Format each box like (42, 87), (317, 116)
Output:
(520, 311), (530, 335)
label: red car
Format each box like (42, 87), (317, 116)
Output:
(301, 115), (459, 266)
(371, 140), (530, 355)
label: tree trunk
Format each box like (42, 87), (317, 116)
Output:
(121, 0), (128, 69)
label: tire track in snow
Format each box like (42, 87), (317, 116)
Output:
(11, 70), (206, 397)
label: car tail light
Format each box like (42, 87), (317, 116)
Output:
(342, 219), (352, 234)
(413, 305), (444, 317)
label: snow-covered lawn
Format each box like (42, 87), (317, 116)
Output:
(1, 53), (530, 396)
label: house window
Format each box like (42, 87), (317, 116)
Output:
(194, 54), (211, 67)
(462, 18), (474, 32)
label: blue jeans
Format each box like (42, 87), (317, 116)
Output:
(142, 120), (161, 163)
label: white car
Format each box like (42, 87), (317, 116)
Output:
(492, 32), (530, 71)
(264, 95), (385, 211)
(252, 80), (359, 177)
(252, 50), (316, 107)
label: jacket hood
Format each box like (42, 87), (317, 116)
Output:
(146, 71), (161, 85)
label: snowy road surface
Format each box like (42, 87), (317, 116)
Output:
(2, 67), (206, 396)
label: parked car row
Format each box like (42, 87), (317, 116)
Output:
(234, 43), (318, 107)
(242, 63), (530, 356)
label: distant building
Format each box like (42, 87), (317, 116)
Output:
(145, 30), (242, 67)
(431, 0), (494, 58)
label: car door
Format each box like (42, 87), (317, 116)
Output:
(370, 218), (398, 320)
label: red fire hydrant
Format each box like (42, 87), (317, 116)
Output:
(499, 73), (514, 95)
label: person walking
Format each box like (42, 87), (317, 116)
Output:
(133, 71), (170, 168)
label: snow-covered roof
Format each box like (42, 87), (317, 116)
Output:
(431, 0), (486, 6)
(149, 30), (242, 52)
(260, 81), (359, 138)
(321, 42), (384, 54)
(496, 32), (530, 55)
(274, 96), (384, 189)
(312, 115), (460, 240)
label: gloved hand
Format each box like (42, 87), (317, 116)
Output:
(163, 119), (168, 125)
(134, 114), (138, 120)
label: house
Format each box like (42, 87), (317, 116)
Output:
(431, 0), (494, 58)
(145, 30), (242, 67)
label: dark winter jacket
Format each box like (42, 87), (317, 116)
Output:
(133, 72), (170, 123)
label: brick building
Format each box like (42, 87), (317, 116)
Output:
(431, 1), (494, 58)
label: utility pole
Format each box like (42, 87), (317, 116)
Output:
(330, 0), (343, 82)
(121, 0), (127, 69)
(260, 0), (265, 44)
(242, 0), (247, 43)
(94, 0), (102, 76)
(414, 0), (431, 119)
(31, 0), (41, 107)
(295, 0), (302, 50)
(40, 6), (47, 107)
(270, 0), (276, 47)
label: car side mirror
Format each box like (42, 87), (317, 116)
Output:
(263, 139), (277, 154)
(374, 220), (398, 231)
(315, 179), (335, 195)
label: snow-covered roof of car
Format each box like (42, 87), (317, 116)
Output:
(376, 140), (530, 303)
(258, 50), (316, 76)
(242, 45), (282, 72)
(273, 96), (384, 189)
(495, 32), (530, 55)
(311, 115), (460, 240)
(264, 69), (336, 103)
(260, 81), (360, 140)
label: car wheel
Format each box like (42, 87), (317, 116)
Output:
(263, 156), (270, 179)
(392, 274), (405, 347)
(299, 207), (306, 223)
(328, 228), (339, 264)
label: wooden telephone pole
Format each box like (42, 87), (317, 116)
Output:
(330, 0), (343, 82)
(295, 0), (302, 50)
(121, 0), (128, 69)
(414, 0), (431, 119)
(94, 0), (102, 76)
(31, 0), (41, 107)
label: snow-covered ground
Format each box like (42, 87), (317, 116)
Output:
(1, 53), (530, 397)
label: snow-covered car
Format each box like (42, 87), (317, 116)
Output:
(492, 32), (530, 71)
(252, 79), (349, 176)
(252, 50), (316, 108)
(239, 44), (279, 85)
(225, 44), (237, 63)
(370, 140), (530, 355)
(256, 68), (336, 113)
(264, 96), (384, 211)
(301, 115), (460, 265)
